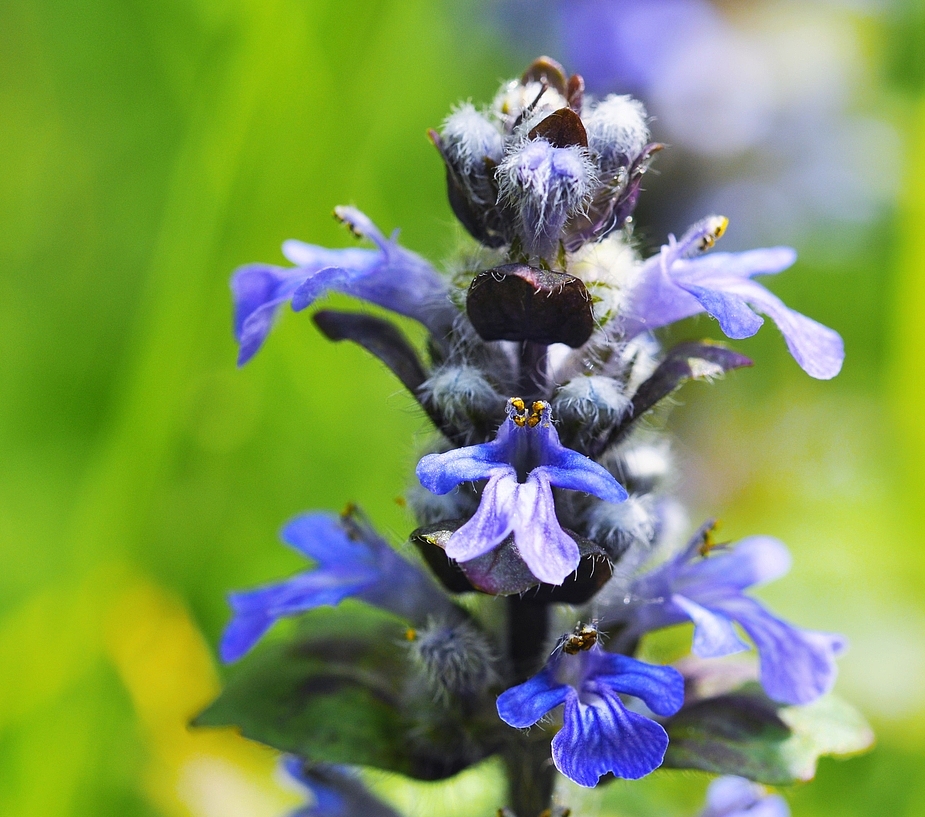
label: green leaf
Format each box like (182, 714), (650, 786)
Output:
(663, 683), (874, 784)
(194, 604), (501, 780)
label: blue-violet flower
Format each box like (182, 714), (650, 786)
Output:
(220, 509), (450, 662)
(496, 641), (684, 786)
(416, 399), (628, 585)
(614, 528), (845, 705)
(232, 207), (450, 365)
(623, 216), (844, 379)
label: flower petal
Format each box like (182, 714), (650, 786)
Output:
(280, 513), (374, 566)
(444, 473), (518, 562)
(290, 266), (355, 312)
(675, 247), (798, 282)
(416, 419), (517, 494)
(416, 443), (512, 495)
(231, 263), (306, 365)
(496, 667), (572, 728)
(220, 569), (375, 662)
(588, 651), (685, 716)
(681, 536), (792, 595)
(535, 424), (628, 501)
(552, 688), (669, 785)
(676, 283), (765, 339)
(701, 775), (790, 817)
(688, 274), (843, 379)
(511, 474), (581, 585)
(672, 593), (750, 658)
(714, 595), (844, 704)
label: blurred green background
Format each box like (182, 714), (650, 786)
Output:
(1, 0), (923, 815)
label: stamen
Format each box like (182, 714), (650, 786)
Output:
(527, 401), (547, 427)
(676, 215), (729, 259)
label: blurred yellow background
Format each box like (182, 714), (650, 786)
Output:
(1, 0), (923, 815)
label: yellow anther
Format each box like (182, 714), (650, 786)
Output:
(526, 401), (547, 427)
(513, 415), (527, 427)
(405, 628), (417, 642)
(510, 397), (526, 412)
(697, 216), (729, 252)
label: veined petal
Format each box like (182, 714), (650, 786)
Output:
(673, 247), (798, 282)
(416, 439), (513, 494)
(232, 209), (450, 364)
(588, 651), (685, 717)
(672, 593), (750, 658)
(676, 283), (765, 339)
(232, 263), (306, 366)
(496, 667), (572, 728)
(679, 536), (792, 595)
(552, 688), (669, 785)
(290, 266), (355, 312)
(714, 594), (844, 705)
(280, 513), (375, 566)
(444, 473), (518, 562)
(220, 568), (376, 662)
(535, 424), (628, 501)
(512, 474), (581, 585)
(714, 277), (844, 379)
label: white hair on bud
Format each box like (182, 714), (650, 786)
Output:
(409, 620), (497, 700)
(553, 375), (631, 431)
(621, 440), (672, 487)
(497, 139), (597, 257)
(586, 494), (659, 557)
(442, 103), (504, 175)
(420, 364), (503, 429)
(584, 94), (650, 167)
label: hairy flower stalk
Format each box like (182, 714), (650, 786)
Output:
(202, 56), (871, 817)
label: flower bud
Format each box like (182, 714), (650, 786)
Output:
(584, 94), (650, 171)
(497, 138), (596, 258)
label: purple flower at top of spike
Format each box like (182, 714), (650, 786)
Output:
(496, 639), (684, 787)
(611, 525), (845, 705)
(231, 207), (451, 365)
(416, 398), (627, 586)
(622, 216), (844, 379)
(699, 775), (790, 817)
(220, 508), (451, 662)
(282, 757), (400, 817)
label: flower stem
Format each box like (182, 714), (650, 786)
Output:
(518, 341), (549, 399)
(504, 597), (555, 815)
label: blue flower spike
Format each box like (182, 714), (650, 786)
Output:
(220, 507), (451, 662)
(416, 398), (628, 585)
(625, 216), (844, 379)
(497, 624), (684, 787)
(620, 524), (845, 705)
(231, 206), (451, 365)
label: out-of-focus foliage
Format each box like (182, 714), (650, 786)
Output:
(1, 0), (923, 815)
